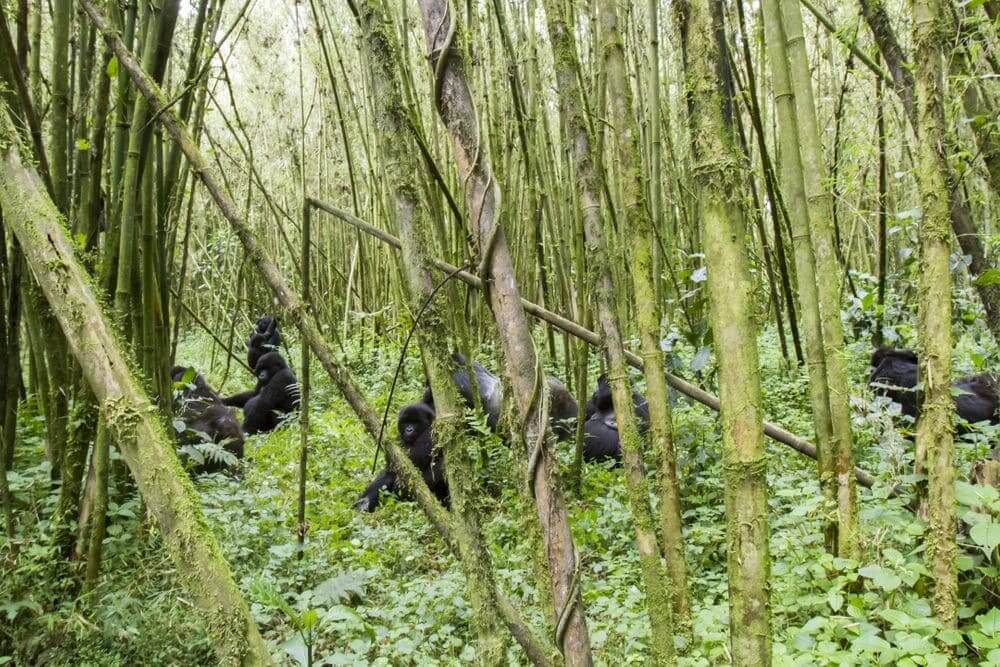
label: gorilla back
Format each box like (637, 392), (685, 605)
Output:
(868, 347), (999, 426)
(170, 366), (244, 471)
(422, 352), (578, 439)
(582, 374), (650, 464)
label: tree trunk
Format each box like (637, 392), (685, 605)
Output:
(351, 0), (550, 661)
(678, 0), (773, 661)
(779, 0), (859, 558)
(0, 102), (273, 667)
(597, 0), (688, 644)
(911, 0), (958, 630)
(761, 0), (839, 550)
(413, 1), (593, 662)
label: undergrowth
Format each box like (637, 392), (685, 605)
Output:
(3, 304), (1000, 665)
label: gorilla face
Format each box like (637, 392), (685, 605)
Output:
(241, 352), (299, 435)
(398, 403), (435, 447)
(255, 352), (288, 384)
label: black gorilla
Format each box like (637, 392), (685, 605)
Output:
(421, 352), (578, 439)
(954, 374), (999, 424)
(246, 315), (281, 370)
(422, 354), (502, 430)
(354, 402), (448, 512)
(170, 366), (244, 470)
(582, 374), (650, 463)
(223, 352), (299, 434)
(869, 347), (999, 426)
(869, 347), (920, 418)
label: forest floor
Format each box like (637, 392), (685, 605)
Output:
(3, 321), (1000, 665)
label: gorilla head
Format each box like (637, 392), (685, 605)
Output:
(400, 402), (435, 447)
(247, 316), (281, 369)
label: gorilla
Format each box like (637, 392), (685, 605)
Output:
(582, 374), (650, 463)
(422, 353), (502, 431)
(421, 352), (578, 439)
(954, 373), (999, 425)
(868, 347), (999, 426)
(354, 402), (448, 512)
(170, 366), (244, 471)
(247, 315), (281, 370)
(869, 347), (920, 418)
(223, 352), (300, 435)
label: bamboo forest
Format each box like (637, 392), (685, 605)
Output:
(3, 0), (1000, 663)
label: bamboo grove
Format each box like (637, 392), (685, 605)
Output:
(0, 0), (999, 663)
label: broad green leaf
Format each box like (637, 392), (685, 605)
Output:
(956, 480), (999, 507)
(971, 521), (1000, 556)
(859, 565), (901, 592)
(976, 269), (1000, 287)
(106, 56), (118, 77)
(979, 607), (1000, 635)
(280, 634), (309, 666)
(879, 608), (911, 629)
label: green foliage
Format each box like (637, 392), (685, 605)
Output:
(3, 322), (1000, 663)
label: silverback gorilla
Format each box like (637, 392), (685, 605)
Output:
(354, 402), (447, 512)
(582, 374), (650, 464)
(868, 347), (999, 426)
(223, 352), (300, 434)
(170, 366), (244, 471)
(421, 352), (578, 439)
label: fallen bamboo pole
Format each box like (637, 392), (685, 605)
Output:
(307, 197), (878, 489)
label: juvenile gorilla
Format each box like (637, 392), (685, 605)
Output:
(247, 315), (282, 370)
(421, 352), (578, 439)
(223, 352), (300, 434)
(582, 374), (650, 463)
(354, 402), (447, 512)
(170, 366), (244, 470)
(869, 347), (999, 426)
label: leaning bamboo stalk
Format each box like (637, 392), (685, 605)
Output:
(78, 2), (552, 656)
(0, 102), (272, 667)
(311, 199), (879, 489)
